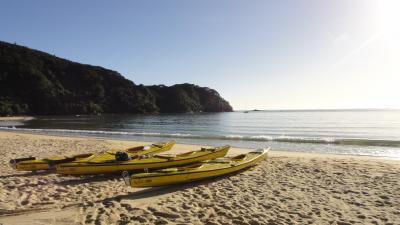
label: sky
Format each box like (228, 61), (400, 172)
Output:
(1, 0), (399, 110)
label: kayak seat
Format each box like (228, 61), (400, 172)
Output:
(152, 144), (164, 148)
(153, 155), (175, 160)
(231, 154), (247, 161)
(201, 148), (215, 152)
(177, 163), (203, 171)
(127, 146), (144, 152)
(73, 153), (94, 159)
(45, 157), (77, 165)
(177, 151), (196, 157)
(105, 150), (118, 155)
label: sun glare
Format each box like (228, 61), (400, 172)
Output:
(376, 0), (400, 48)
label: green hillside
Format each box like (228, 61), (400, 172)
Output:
(0, 41), (232, 115)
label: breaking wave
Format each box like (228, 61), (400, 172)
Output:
(1, 127), (400, 148)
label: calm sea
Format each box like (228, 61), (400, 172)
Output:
(1, 110), (400, 159)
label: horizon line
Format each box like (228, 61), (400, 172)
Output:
(234, 108), (400, 112)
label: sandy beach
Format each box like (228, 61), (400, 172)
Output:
(0, 131), (399, 225)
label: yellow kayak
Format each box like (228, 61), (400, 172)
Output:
(10, 153), (93, 171)
(56, 145), (230, 175)
(10, 140), (175, 171)
(124, 148), (269, 187)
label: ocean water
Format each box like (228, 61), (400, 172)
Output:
(1, 110), (400, 159)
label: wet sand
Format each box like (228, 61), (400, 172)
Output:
(0, 131), (399, 225)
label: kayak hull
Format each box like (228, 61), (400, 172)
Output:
(56, 145), (229, 175)
(12, 141), (175, 172)
(127, 148), (269, 187)
(12, 153), (94, 171)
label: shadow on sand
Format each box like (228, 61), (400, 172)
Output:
(54, 173), (123, 186)
(98, 170), (248, 204)
(0, 170), (54, 179)
(53, 165), (253, 186)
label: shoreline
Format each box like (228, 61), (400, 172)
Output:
(0, 116), (34, 121)
(0, 129), (399, 162)
(0, 130), (399, 224)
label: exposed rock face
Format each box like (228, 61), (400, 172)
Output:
(0, 41), (233, 115)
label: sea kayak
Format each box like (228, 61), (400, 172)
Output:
(124, 147), (269, 187)
(56, 145), (230, 175)
(10, 140), (175, 171)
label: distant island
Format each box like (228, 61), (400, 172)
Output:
(0, 41), (233, 115)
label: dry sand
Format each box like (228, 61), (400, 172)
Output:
(0, 131), (399, 225)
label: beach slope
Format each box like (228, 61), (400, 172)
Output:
(0, 131), (399, 224)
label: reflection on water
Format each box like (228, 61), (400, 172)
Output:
(2, 110), (400, 158)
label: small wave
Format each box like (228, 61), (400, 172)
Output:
(1, 127), (399, 147)
(0, 127), (192, 138)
